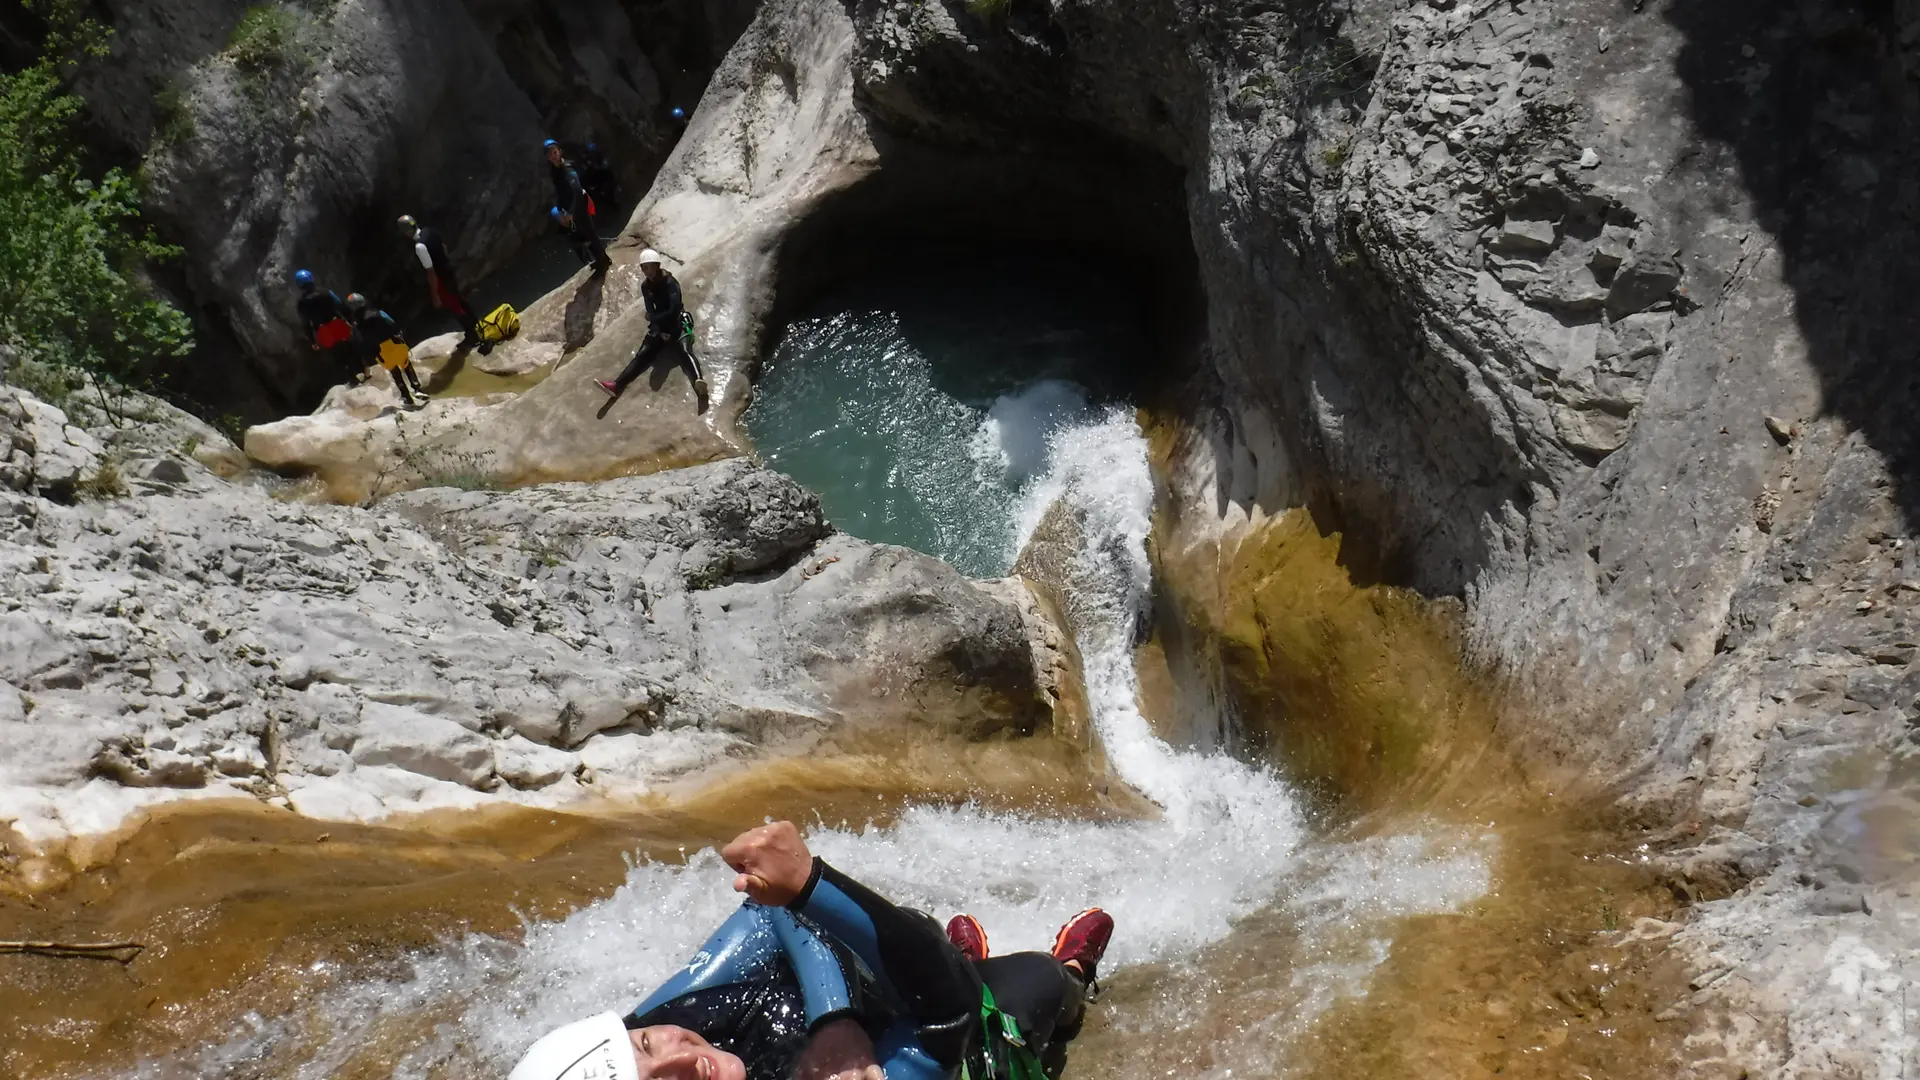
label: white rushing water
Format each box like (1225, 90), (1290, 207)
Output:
(122, 401), (1490, 1080)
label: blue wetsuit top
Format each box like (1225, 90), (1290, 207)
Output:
(626, 859), (983, 1080)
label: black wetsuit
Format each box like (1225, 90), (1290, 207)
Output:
(352, 306), (425, 404)
(297, 287), (344, 339)
(611, 272), (703, 394)
(410, 225), (480, 344)
(624, 860), (1088, 1080)
(549, 159), (609, 271)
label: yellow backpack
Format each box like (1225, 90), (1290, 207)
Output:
(477, 303), (520, 344)
(377, 338), (411, 369)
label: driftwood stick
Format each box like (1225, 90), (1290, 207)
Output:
(0, 940), (144, 962)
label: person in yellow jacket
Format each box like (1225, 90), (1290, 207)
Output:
(344, 293), (427, 409)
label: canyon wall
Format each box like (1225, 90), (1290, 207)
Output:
(62, 0), (757, 418)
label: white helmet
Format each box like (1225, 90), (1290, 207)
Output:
(509, 1013), (638, 1080)
(638, 249), (663, 266)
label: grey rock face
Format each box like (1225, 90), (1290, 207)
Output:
(673, 0), (1920, 1070)
(0, 390), (1056, 848)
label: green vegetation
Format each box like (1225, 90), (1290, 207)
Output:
(227, 4), (300, 74)
(0, 3), (193, 401)
(5, 354), (81, 406)
(152, 80), (196, 145)
(965, 0), (1011, 17)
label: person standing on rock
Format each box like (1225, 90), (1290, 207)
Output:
(551, 206), (612, 274)
(595, 249), (707, 408)
(508, 820), (1114, 1080)
(294, 269), (353, 371)
(343, 293), (427, 409)
(397, 214), (487, 353)
(545, 140), (610, 274)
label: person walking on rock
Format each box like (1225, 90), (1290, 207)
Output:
(595, 249), (707, 407)
(343, 293), (427, 409)
(294, 269), (353, 374)
(507, 820), (1114, 1080)
(397, 214), (486, 352)
(544, 140), (610, 274)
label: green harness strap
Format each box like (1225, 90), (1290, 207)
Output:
(961, 985), (1048, 1080)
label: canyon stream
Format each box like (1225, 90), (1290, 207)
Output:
(4, 259), (1692, 1080)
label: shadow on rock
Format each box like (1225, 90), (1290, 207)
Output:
(1666, 0), (1920, 525)
(563, 272), (607, 351)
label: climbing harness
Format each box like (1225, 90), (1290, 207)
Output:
(963, 986), (1048, 1080)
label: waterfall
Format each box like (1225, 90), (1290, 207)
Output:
(122, 403), (1491, 1080)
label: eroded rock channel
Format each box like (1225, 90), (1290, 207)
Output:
(4, 0), (1916, 1076)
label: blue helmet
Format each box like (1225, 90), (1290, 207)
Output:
(293, 268), (314, 287)
(550, 206), (564, 221)
(670, 107), (686, 121)
(587, 142), (600, 153)
(543, 138), (559, 150)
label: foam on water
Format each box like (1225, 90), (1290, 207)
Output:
(120, 404), (1490, 1080)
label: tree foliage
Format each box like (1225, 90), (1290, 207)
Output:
(0, 3), (192, 393)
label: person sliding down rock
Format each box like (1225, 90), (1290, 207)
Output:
(397, 214), (488, 353)
(343, 293), (427, 409)
(544, 140), (610, 274)
(508, 820), (1115, 1080)
(294, 269), (353, 373)
(595, 249), (707, 408)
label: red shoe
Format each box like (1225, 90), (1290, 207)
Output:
(946, 914), (989, 963)
(1051, 908), (1113, 981)
(595, 379), (620, 398)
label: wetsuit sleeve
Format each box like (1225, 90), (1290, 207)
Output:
(790, 859), (980, 1066)
(767, 909), (864, 1030)
(627, 903), (782, 1021)
(568, 167), (590, 218)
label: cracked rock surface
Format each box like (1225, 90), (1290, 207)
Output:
(0, 388), (1059, 867)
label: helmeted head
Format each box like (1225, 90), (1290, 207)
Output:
(544, 138), (563, 165)
(638, 249), (664, 281)
(342, 292), (367, 317)
(510, 1014), (746, 1080)
(293, 268), (314, 290)
(670, 107), (687, 122)
(397, 214), (418, 238)
(511, 1014), (638, 1080)
(550, 206), (564, 223)
(587, 142), (600, 155)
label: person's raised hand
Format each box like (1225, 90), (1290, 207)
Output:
(720, 820), (813, 905)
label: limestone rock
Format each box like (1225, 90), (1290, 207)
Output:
(19, 394), (102, 499)
(0, 419), (1064, 849)
(1491, 217), (1557, 255)
(494, 735), (580, 790)
(349, 703), (494, 789)
(1605, 250), (1684, 317)
(0, 391), (35, 492)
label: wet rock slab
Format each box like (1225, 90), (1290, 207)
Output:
(0, 388), (1062, 864)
